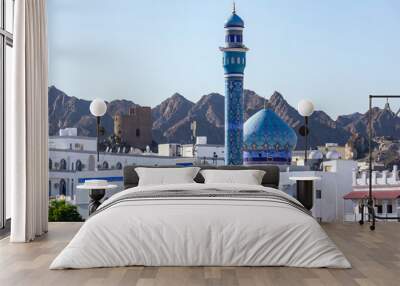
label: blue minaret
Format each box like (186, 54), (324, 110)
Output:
(220, 3), (248, 165)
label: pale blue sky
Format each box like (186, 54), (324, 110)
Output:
(48, 0), (400, 118)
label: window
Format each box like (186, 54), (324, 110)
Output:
(136, 128), (141, 137)
(387, 204), (393, 214)
(231, 57), (235, 64)
(59, 179), (66, 196)
(316, 190), (322, 199)
(237, 57), (241, 64)
(76, 160), (82, 171)
(376, 204), (383, 214)
(1, 0), (14, 230)
(60, 159), (67, 170)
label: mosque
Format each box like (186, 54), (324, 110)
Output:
(221, 5), (297, 166)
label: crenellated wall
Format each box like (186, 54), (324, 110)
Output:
(353, 165), (400, 186)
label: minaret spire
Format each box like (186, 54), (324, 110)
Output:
(220, 4), (247, 165)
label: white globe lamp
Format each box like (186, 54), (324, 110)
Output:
(297, 99), (314, 117)
(90, 99), (107, 117)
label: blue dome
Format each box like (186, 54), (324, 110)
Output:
(243, 108), (297, 164)
(225, 12), (244, 28)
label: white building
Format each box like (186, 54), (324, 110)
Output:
(181, 144), (225, 165)
(49, 131), (197, 218)
(49, 131), (359, 221)
(343, 165), (400, 221)
(280, 160), (357, 222)
(158, 137), (225, 165)
(158, 143), (182, 157)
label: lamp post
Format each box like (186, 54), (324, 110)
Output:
(89, 99), (107, 164)
(297, 100), (314, 164)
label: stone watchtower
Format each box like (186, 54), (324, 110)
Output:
(114, 106), (152, 150)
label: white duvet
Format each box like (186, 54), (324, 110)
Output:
(50, 183), (351, 269)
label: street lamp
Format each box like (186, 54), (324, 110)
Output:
(90, 99), (107, 164)
(297, 99), (314, 164)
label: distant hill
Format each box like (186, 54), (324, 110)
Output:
(49, 85), (400, 149)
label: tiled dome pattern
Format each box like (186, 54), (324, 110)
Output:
(243, 109), (297, 164)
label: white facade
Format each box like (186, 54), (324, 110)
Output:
(158, 143), (182, 157)
(280, 160), (357, 222)
(158, 142), (225, 165)
(181, 144), (225, 164)
(49, 135), (97, 152)
(49, 148), (196, 218)
(343, 165), (400, 222)
(59, 127), (78, 137)
(49, 131), (358, 222)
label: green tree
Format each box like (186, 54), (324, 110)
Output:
(48, 199), (84, 222)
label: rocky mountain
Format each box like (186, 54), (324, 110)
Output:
(48, 86), (136, 137)
(265, 91), (351, 148)
(151, 93), (195, 144)
(336, 112), (363, 128)
(339, 108), (400, 140)
(161, 93), (226, 144)
(48, 85), (400, 149)
(152, 90), (267, 144)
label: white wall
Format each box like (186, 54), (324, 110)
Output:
(158, 144), (181, 157)
(280, 160), (357, 222)
(49, 136), (97, 152)
(196, 145), (225, 159)
(49, 149), (194, 172)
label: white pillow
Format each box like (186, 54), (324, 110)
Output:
(200, 169), (266, 185)
(135, 167), (200, 186)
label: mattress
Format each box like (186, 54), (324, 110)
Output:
(50, 183), (351, 269)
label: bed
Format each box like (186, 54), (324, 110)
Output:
(50, 165), (350, 269)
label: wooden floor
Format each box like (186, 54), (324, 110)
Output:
(0, 222), (399, 286)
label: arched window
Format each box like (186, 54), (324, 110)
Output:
(242, 58), (245, 64)
(49, 159), (52, 170)
(102, 161), (109, 169)
(116, 162), (122, 170)
(76, 160), (82, 171)
(231, 57), (235, 64)
(60, 159), (67, 170)
(237, 57), (241, 64)
(59, 179), (66, 196)
(136, 128), (141, 137)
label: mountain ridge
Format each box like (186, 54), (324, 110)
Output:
(48, 85), (400, 149)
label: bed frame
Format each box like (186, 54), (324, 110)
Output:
(123, 165), (280, 190)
